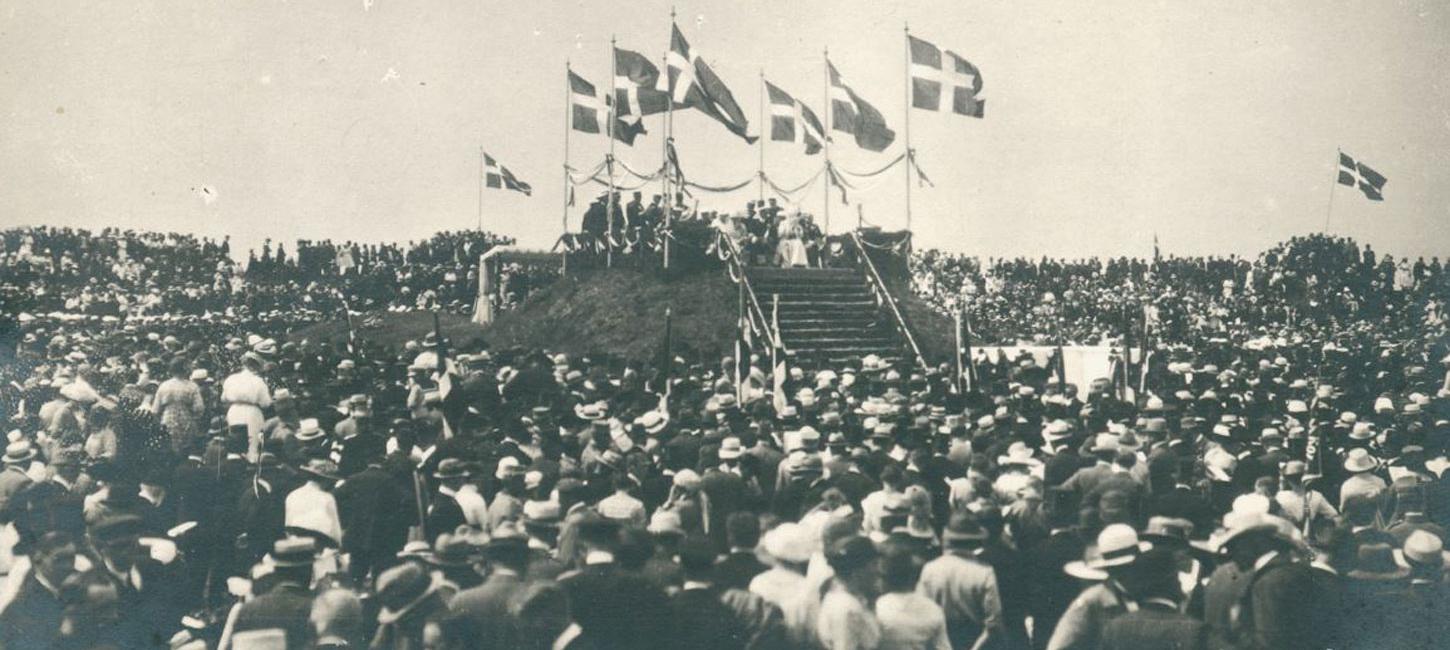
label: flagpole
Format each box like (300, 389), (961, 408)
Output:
(484, 145), (490, 230)
(758, 68), (765, 204)
(562, 60), (572, 274)
(1323, 148), (1339, 233)
(662, 46), (673, 271)
(607, 35), (617, 269)
(903, 22), (913, 234)
(822, 47), (831, 235)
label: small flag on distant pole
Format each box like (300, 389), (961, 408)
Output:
(1337, 151), (1387, 201)
(483, 152), (532, 195)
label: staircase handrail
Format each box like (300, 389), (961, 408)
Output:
(714, 231), (787, 356)
(849, 230), (927, 369)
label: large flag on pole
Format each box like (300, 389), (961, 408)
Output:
(907, 35), (985, 118)
(614, 47), (676, 119)
(1337, 151), (1387, 201)
(661, 24), (757, 143)
(569, 70), (647, 146)
(827, 60), (896, 151)
(764, 80), (825, 155)
(483, 152), (532, 195)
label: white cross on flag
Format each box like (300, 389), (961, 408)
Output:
(483, 152), (531, 196)
(1337, 151), (1387, 201)
(569, 69), (646, 146)
(764, 79), (825, 155)
(657, 23), (756, 143)
(908, 34), (985, 118)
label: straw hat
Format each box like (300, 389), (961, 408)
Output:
(1395, 530), (1450, 569)
(1344, 448), (1379, 473)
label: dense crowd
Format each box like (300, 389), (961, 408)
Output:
(912, 235), (1450, 346)
(1, 227), (1450, 649)
(0, 227), (531, 320)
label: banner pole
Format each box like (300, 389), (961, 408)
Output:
(484, 145), (490, 230)
(758, 68), (766, 204)
(823, 47), (831, 235)
(903, 23), (913, 234)
(1324, 148), (1339, 232)
(607, 35), (617, 269)
(562, 60), (572, 274)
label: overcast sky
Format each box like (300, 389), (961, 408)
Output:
(2, 0), (1447, 262)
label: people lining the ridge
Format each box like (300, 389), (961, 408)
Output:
(0, 226), (1449, 649)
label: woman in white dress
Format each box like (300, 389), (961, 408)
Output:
(776, 213), (810, 267)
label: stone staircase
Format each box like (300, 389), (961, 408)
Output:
(746, 267), (906, 368)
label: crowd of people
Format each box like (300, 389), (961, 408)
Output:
(912, 235), (1450, 346)
(0, 227), (536, 321)
(1, 227), (1449, 649)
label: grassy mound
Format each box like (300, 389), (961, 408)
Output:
(483, 268), (738, 362)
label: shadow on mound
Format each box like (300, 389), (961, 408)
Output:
(484, 268), (739, 363)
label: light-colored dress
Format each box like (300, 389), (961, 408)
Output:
(153, 377), (205, 452)
(222, 369), (271, 461)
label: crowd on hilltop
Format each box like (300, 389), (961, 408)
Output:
(911, 234), (1450, 346)
(2, 224), (1450, 649)
(0, 227), (537, 320)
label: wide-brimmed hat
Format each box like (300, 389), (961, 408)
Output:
(1088, 433), (1120, 454)
(1344, 448), (1379, 473)
(298, 458), (340, 482)
(2, 440), (37, 465)
(426, 532), (478, 567)
(1349, 422), (1375, 441)
(495, 456), (524, 480)
(1347, 543), (1410, 581)
(718, 437), (743, 460)
(295, 418), (324, 442)
(434, 458), (472, 480)
(375, 564), (444, 624)
(1141, 516), (1194, 547)
(943, 512), (989, 548)
(761, 522), (813, 564)
(1213, 507), (1294, 553)
(996, 441), (1042, 468)
(1087, 524), (1151, 569)
(267, 537), (318, 567)
(638, 410), (670, 435)
(1395, 530), (1450, 569)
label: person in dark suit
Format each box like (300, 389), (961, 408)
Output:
(714, 511), (767, 591)
(701, 438), (751, 551)
(232, 538), (319, 650)
(425, 458), (470, 542)
(451, 522), (531, 647)
(1101, 548), (1207, 649)
(86, 513), (191, 649)
(558, 516), (672, 650)
(671, 535), (751, 650)
(512, 581), (598, 650)
(0, 531), (76, 650)
(1214, 512), (1326, 650)
(335, 452), (415, 583)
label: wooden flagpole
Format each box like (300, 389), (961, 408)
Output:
(903, 23), (913, 233)
(562, 60), (572, 274)
(822, 48), (831, 234)
(606, 35), (617, 269)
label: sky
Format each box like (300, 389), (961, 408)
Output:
(2, 0), (1448, 262)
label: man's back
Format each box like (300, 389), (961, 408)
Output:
(234, 582), (314, 650)
(1099, 603), (1205, 650)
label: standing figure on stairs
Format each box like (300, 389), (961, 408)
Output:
(776, 212), (811, 268)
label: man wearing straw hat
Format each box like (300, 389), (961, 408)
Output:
(1049, 523), (1152, 650)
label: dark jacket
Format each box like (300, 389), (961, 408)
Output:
(233, 581), (315, 650)
(560, 562), (672, 650)
(714, 550), (768, 592)
(0, 573), (66, 649)
(1099, 600), (1206, 650)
